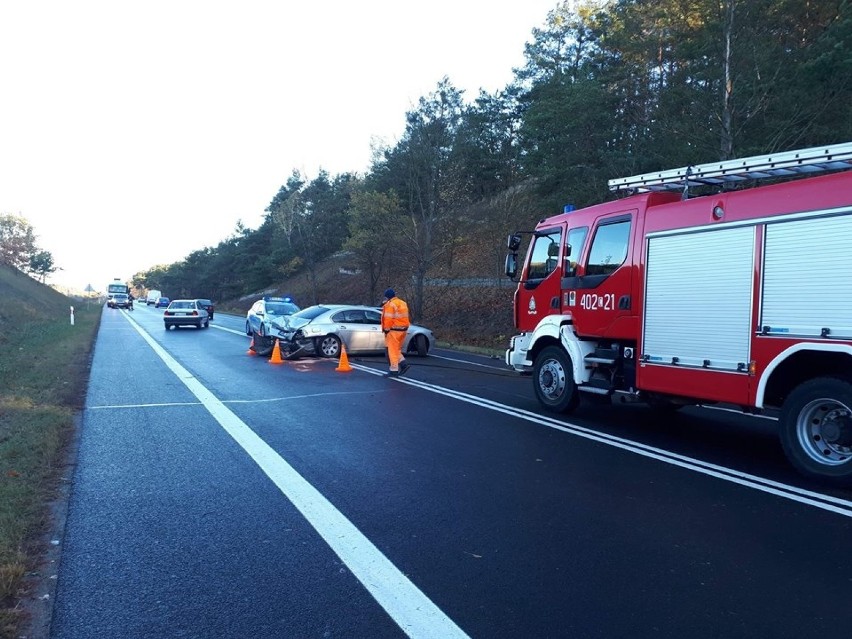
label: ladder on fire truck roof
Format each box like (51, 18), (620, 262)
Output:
(608, 141), (852, 193)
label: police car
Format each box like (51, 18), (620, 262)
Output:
(245, 296), (300, 338)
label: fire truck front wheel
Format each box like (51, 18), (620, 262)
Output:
(780, 377), (852, 485)
(533, 346), (580, 413)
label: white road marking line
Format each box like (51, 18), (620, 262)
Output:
(130, 311), (852, 516)
(224, 390), (383, 403)
(348, 362), (852, 518)
(428, 352), (508, 370)
(90, 390), (384, 410)
(124, 315), (469, 639)
(211, 325), (247, 336)
(701, 404), (778, 421)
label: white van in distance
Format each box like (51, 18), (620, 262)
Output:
(146, 290), (162, 306)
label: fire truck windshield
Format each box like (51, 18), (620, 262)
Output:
(526, 229), (562, 280)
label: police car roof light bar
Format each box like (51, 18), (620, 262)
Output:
(608, 142), (852, 193)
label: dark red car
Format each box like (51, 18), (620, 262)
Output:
(195, 299), (215, 320)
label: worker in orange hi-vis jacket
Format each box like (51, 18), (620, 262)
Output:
(380, 288), (410, 377)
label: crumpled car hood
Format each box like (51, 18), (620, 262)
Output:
(268, 315), (297, 331)
(279, 316), (311, 332)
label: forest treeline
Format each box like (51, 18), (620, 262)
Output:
(131, 0), (852, 320)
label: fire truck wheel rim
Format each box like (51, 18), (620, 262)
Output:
(796, 397), (852, 466)
(538, 360), (566, 400)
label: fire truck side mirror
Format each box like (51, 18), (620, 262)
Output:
(504, 253), (518, 280)
(507, 234), (522, 251)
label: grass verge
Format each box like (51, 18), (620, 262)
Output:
(0, 303), (100, 639)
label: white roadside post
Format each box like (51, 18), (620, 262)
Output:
(70, 306), (75, 326)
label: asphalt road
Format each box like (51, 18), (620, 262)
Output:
(48, 304), (852, 638)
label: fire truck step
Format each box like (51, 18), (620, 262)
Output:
(585, 355), (618, 365)
(579, 385), (611, 395)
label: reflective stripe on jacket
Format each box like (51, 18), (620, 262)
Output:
(382, 297), (410, 331)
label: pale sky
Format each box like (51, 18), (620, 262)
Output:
(0, 0), (556, 292)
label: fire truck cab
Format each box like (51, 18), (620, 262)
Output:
(505, 143), (852, 484)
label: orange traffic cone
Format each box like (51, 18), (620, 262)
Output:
(247, 334), (257, 356)
(269, 339), (284, 365)
(336, 344), (353, 372)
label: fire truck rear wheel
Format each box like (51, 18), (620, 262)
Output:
(780, 377), (852, 485)
(533, 346), (579, 413)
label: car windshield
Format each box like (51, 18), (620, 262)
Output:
(291, 306), (331, 321)
(266, 302), (299, 316)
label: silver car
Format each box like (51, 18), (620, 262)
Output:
(279, 304), (434, 359)
(164, 299), (210, 330)
(107, 293), (131, 309)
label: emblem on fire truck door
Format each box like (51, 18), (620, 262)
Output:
(528, 296), (537, 315)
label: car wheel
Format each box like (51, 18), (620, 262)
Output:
(316, 335), (341, 358)
(203, 318), (210, 328)
(413, 334), (428, 357)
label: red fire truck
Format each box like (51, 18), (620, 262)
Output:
(505, 143), (852, 484)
